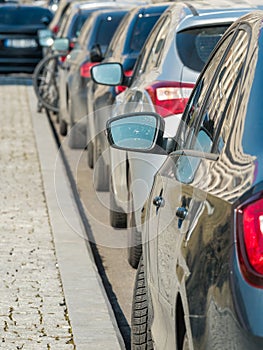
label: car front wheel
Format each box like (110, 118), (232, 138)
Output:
(131, 256), (153, 349)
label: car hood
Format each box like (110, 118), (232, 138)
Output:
(0, 24), (47, 34)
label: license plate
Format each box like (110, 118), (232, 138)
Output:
(4, 39), (37, 48)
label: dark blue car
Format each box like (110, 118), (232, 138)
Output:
(105, 9), (263, 350)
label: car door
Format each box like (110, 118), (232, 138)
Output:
(149, 27), (250, 349)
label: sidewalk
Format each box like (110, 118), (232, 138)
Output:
(0, 76), (124, 349)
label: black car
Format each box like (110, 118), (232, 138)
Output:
(87, 3), (169, 191)
(0, 5), (53, 73)
(106, 9), (263, 350)
(57, 4), (128, 144)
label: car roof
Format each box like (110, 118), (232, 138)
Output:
(69, 1), (131, 11)
(162, 1), (263, 32)
(106, 2), (169, 57)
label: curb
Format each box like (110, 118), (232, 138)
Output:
(27, 81), (125, 350)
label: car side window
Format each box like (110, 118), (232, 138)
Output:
(185, 29), (249, 154)
(132, 16), (170, 80)
(143, 16), (170, 73)
(177, 33), (233, 149)
(104, 12), (130, 58)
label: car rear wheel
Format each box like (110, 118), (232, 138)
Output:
(59, 118), (67, 137)
(68, 97), (87, 149)
(131, 256), (153, 349)
(93, 136), (109, 191)
(109, 180), (127, 228)
(127, 188), (142, 269)
(87, 140), (94, 169)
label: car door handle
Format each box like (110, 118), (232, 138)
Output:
(176, 207), (188, 220)
(153, 196), (165, 208)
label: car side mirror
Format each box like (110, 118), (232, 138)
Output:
(91, 62), (125, 86)
(106, 112), (166, 154)
(38, 29), (54, 47)
(90, 44), (103, 63)
(52, 38), (69, 53)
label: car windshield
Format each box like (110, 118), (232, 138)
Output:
(0, 7), (52, 25)
(176, 25), (229, 72)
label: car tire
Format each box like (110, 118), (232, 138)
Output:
(109, 180), (127, 228)
(59, 118), (67, 136)
(67, 97), (87, 149)
(128, 224), (142, 269)
(131, 256), (153, 350)
(93, 136), (109, 191)
(87, 141), (94, 169)
(127, 192), (142, 269)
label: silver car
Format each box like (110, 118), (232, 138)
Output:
(91, 0), (263, 268)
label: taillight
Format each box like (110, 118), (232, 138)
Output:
(52, 25), (59, 35)
(115, 70), (133, 94)
(237, 195), (263, 287)
(69, 41), (75, 49)
(146, 81), (195, 118)
(80, 62), (98, 78)
(59, 55), (67, 63)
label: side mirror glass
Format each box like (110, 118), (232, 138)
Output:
(38, 29), (53, 47)
(52, 38), (69, 52)
(91, 62), (123, 86)
(106, 112), (165, 153)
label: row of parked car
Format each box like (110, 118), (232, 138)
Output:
(35, 0), (263, 348)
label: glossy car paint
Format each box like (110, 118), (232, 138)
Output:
(57, 1), (125, 137)
(109, 2), (260, 252)
(59, 5), (128, 143)
(86, 3), (169, 186)
(141, 10), (263, 349)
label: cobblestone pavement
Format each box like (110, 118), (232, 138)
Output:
(0, 76), (123, 350)
(0, 78), (75, 349)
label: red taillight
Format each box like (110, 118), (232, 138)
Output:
(52, 25), (59, 35)
(237, 196), (263, 287)
(115, 70), (133, 94)
(69, 41), (75, 49)
(59, 55), (67, 63)
(146, 81), (195, 118)
(80, 62), (98, 78)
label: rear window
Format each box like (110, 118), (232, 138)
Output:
(70, 12), (91, 38)
(95, 15), (124, 48)
(129, 14), (161, 53)
(0, 7), (53, 25)
(176, 25), (229, 72)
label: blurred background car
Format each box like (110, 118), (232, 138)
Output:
(34, 0), (96, 115)
(106, 8), (263, 349)
(48, 0), (74, 35)
(91, 1), (263, 268)
(86, 2), (169, 193)
(0, 4), (53, 73)
(57, 3), (129, 141)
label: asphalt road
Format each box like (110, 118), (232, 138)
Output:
(48, 111), (136, 350)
